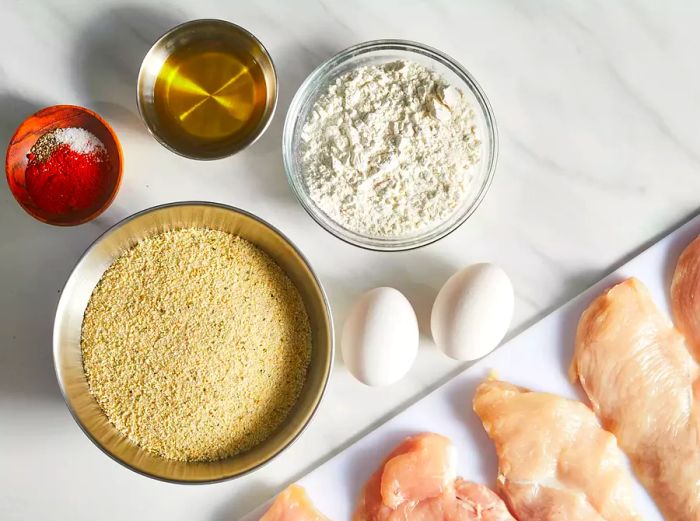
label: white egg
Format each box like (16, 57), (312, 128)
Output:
(431, 263), (514, 361)
(341, 287), (419, 386)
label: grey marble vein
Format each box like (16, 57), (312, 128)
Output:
(506, 133), (647, 195)
(604, 61), (700, 166)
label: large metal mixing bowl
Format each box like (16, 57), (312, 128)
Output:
(53, 202), (333, 483)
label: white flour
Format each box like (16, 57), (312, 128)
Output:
(300, 60), (481, 238)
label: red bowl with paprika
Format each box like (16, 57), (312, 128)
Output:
(5, 105), (123, 226)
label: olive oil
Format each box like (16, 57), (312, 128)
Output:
(153, 40), (267, 147)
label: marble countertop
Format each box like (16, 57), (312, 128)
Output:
(2, 1), (700, 519)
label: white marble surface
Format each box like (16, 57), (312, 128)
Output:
(1, 1), (700, 519)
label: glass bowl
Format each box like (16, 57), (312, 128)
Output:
(283, 40), (498, 251)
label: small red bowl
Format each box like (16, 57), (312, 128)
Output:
(5, 105), (123, 226)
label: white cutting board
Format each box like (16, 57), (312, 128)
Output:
(242, 213), (700, 521)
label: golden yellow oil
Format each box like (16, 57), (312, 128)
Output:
(153, 41), (267, 147)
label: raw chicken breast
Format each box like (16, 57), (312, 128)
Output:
(571, 277), (700, 521)
(380, 433), (457, 509)
(473, 379), (642, 521)
(672, 234), (700, 359)
(453, 479), (516, 521)
(353, 432), (514, 521)
(260, 484), (330, 521)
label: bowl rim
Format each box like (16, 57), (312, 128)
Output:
(52, 201), (334, 484)
(282, 38), (499, 252)
(5, 104), (124, 226)
(136, 18), (279, 161)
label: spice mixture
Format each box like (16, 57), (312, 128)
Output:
(81, 228), (312, 462)
(25, 127), (110, 215)
(301, 60), (481, 238)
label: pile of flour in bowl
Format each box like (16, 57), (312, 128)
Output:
(300, 60), (481, 238)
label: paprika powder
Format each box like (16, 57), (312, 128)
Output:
(25, 127), (110, 215)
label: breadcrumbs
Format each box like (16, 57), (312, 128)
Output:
(80, 228), (312, 462)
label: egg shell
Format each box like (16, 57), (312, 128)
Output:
(341, 287), (419, 387)
(431, 263), (514, 361)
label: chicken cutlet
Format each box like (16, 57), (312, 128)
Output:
(473, 379), (641, 521)
(353, 432), (514, 521)
(672, 234), (700, 360)
(571, 277), (700, 521)
(260, 484), (331, 521)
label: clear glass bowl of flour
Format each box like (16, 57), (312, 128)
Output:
(283, 40), (498, 251)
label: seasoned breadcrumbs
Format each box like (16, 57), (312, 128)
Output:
(80, 228), (311, 462)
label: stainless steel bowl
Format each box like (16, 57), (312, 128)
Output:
(53, 202), (333, 483)
(137, 19), (278, 160)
